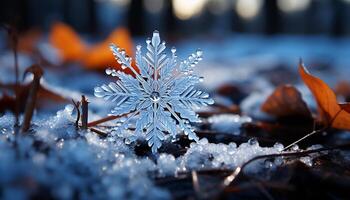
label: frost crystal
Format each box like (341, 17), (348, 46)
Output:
(94, 31), (214, 153)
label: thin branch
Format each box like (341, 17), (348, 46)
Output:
(89, 127), (108, 137)
(21, 65), (43, 133)
(87, 114), (127, 127)
(2, 25), (20, 128)
(72, 99), (81, 129)
(81, 95), (88, 130)
(191, 171), (201, 199)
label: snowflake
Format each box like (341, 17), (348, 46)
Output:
(94, 31), (214, 153)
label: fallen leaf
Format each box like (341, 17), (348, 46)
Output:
(339, 103), (350, 114)
(49, 22), (87, 62)
(49, 22), (134, 72)
(335, 81), (350, 102)
(261, 85), (312, 120)
(299, 62), (350, 130)
(83, 27), (134, 70)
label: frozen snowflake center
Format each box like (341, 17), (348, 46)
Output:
(150, 91), (161, 103)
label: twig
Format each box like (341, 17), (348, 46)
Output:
(72, 99), (81, 129)
(89, 127), (108, 137)
(81, 95), (88, 130)
(191, 171), (201, 199)
(2, 25), (20, 128)
(283, 108), (343, 150)
(221, 143), (350, 190)
(87, 115), (125, 127)
(21, 65), (43, 133)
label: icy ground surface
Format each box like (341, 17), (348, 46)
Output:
(0, 107), (316, 199)
(0, 35), (348, 199)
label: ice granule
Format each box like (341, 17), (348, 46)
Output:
(157, 154), (177, 176)
(208, 114), (252, 134)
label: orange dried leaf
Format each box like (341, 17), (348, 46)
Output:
(49, 22), (86, 62)
(339, 103), (350, 114)
(261, 85), (312, 120)
(335, 80), (350, 101)
(299, 62), (350, 130)
(83, 27), (134, 71)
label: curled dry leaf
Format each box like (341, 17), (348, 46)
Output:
(49, 22), (134, 72)
(299, 62), (350, 130)
(261, 85), (312, 120)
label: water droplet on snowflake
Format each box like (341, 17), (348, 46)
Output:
(199, 77), (204, 82)
(121, 65), (127, 70)
(105, 68), (113, 75)
(171, 47), (176, 53)
(125, 138), (132, 144)
(196, 49), (203, 57)
(136, 45), (141, 51)
(111, 71), (118, 76)
(120, 49), (126, 55)
(146, 38), (151, 44)
(150, 91), (160, 103)
(162, 41), (166, 45)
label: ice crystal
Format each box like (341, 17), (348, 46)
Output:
(94, 31), (214, 153)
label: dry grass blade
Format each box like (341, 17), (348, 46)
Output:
(81, 95), (88, 129)
(21, 64), (43, 133)
(72, 99), (81, 129)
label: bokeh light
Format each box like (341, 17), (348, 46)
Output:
(235, 0), (263, 20)
(277, 0), (311, 13)
(172, 0), (207, 20)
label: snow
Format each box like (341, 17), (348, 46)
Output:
(0, 105), (325, 199)
(207, 114), (252, 134)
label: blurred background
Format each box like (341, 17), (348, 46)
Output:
(1, 0), (350, 112)
(1, 0), (350, 36)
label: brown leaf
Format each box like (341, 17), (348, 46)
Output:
(17, 28), (42, 54)
(299, 62), (350, 130)
(339, 103), (350, 114)
(261, 85), (312, 120)
(0, 82), (68, 114)
(335, 81), (350, 102)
